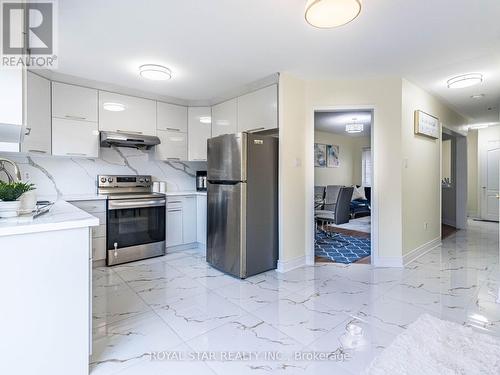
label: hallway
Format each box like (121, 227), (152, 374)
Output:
(90, 219), (499, 374)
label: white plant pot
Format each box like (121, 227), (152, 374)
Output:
(0, 200), (21, 218)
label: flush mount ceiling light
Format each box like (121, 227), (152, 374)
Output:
(305, 0), (362, 28)
(470, 94), (485, 99)
(103, 102), (126, 112)
(447, 73), (483, 89)
(345, 123), (364, 133)
(139, 64), (172, 81)
(199, 116), (212, 124)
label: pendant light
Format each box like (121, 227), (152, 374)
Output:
(305, 0), (362, 28)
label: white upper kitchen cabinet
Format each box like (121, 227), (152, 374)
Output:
(0, 69), (24, 152)
(99, 91), (156, 136)
(188, 107), (211, 161)
(157, 102), (188, 132)
(23, 72), (51, 155)
(52, 82), (98, 122)
(237, 84), (278, 132)
(211, 98), (237, 137)
(155, 130), (187, 161)
(52, 118), (99, 158)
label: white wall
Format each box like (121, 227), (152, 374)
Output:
(314, 131), (370, 187)
(467, 129), (479, 216)
(278, 74), (467, 269)
(401, 79), (467, 257)
(277, 73), (307, 269)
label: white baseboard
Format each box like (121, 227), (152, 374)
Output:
(403, 237), (441, 266)
(277, 255), (306, 273)
(372, 256), (403, 268)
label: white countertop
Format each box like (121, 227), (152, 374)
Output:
(42, 191), (207, 202)
(0, 200), (99, 237)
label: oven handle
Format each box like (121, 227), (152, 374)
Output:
(108, 198), (166, 210)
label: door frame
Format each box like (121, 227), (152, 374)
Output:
(306, 105), (379, 266)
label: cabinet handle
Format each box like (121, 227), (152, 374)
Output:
(65, 115), (87, 120)
(29, 149), (47, 154)
(117, 129), (143, 135)
(25, 127), (32, 136)
(167, 157), (180, 160)
(166, 128), (181, 132)
(66, 152), (87, 156)
(168, 201), (182, 203)
(168, 209), (182, 212)
(247, 127), (265, 133)
(191, 158), (205, 161)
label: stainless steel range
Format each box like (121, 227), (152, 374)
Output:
(98, 175), (166, 266)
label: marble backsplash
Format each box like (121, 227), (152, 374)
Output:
(0, 147), (206, 199)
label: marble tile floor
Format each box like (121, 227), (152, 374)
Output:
(90, 220), (500, 374)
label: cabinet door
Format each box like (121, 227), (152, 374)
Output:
(156, 130), (187, 161)
(99, 92), (156, 136)
(188, 107), (211, 161)
(52, 118), (99, 158)
(23, 72), (51, 155)
(212, 98), (237, 137)
(237, 85), (278, 132)
(157, 102), (188, 132)
(52, 82), (98, 122)
(182, 196), (197, 244)
(167, 208), (183, 247)
(196, 195), (207, 245)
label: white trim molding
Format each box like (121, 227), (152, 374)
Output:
(403, 236), (441, 265)
(277, 256), (307, 273)
(372, 256), (403, 268)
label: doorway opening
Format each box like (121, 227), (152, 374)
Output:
(441, 127), (468, 239)
(313, 109), (373, 264)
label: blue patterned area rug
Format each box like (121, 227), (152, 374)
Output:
(315, 231), (371, 264)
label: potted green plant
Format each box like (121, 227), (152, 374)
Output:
(0, 182), (35, 218)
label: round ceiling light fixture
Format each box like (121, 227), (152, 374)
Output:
(139, 64), (172, 81)
(447, 73), (483, 89)
(103, 102), (126, 112)
(345, 123), (364, 133)
(305, 0), (362, 29)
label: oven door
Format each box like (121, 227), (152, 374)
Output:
(107, 197), (166, 253)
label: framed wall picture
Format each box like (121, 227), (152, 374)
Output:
(326, 144), (340, 168)
(314, 143), (327, 167)
(414, 110), (439, 139)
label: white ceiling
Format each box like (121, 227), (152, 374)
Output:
(315, 111), (372, 137)
(55, 0), (500, 121)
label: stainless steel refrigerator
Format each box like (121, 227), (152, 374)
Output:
(207, 132), (278, 278)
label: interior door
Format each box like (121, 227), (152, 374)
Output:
(481, 140), (500, 221)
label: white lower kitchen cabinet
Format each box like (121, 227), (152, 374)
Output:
(166, 194), (205, 249)
(182, 195), (197, 243)
(52, 118), (99, 158)
(167, 203), (183, 247)
(70, 199), (107, 263)
(196, 194), (207, 245)
(0, 225), (94, 375)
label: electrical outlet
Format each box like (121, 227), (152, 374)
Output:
(24, 172), (30, 181)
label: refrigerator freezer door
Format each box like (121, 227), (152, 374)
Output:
(207, 133), (247, 182)
(207, 181), (246, 278)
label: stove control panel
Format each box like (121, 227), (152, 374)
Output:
(97, 175), (152, 188)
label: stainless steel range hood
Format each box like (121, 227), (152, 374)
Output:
(100, 131), (161, 149)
